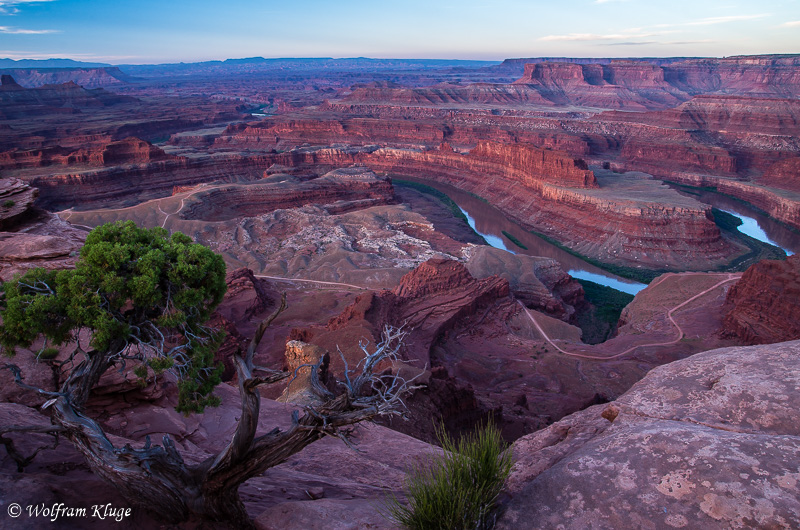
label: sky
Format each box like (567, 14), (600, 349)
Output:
(0, 0), (799, 64)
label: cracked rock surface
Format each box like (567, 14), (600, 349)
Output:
(497, 339), (800, 530)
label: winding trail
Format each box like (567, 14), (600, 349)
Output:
(58, 182), (218, 230)
(521, 273), (741, 361)
(157, 197), (187, 228)
(253, 274), (367, 291)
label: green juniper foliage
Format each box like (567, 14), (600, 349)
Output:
(386, 422), (512, 530)
(0, 221), (227, 413)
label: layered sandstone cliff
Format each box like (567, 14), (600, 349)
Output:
(721, 256), (800, 345)
(25, 135), (739, 270)
(662, 173), (800, 231)
(762, 157), (800, 192)
(600, 95), (800, 180)
(513, 61), (687, 109)
(0, 75), (133, 119)
(214, 116), (592, 155)
(179, 167), (394, 221)
(358, 146), (733, 269)
(0, 67), (132, 88)
(512, 56), (800, 107)
(28, 154), (270, 209)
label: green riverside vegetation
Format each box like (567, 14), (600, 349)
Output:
(385, 422), (512, 530)
(575, 278), (636, 343)
(501, 230), (528, 250)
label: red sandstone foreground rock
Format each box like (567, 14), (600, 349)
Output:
(721, 255), (800, 345)
(497, 339), (800, 529)
(0, 383), (432, 529)
(3, 287), (795, 529)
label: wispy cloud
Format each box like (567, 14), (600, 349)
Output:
(666, 39), (715, 45)
(0, 25), (57, 34)
(604, 38), (715, 46)
(0, 50), (136, 61)
(539, 29), (674, 42)
(779, 20), (800, 27)
(0, 0), (56, 15)
(606, 41), (655, 46)
(687, 14), (769, 26)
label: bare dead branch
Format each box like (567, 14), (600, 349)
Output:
(245, 292), (287, 369)
(1, 363), (64, 398)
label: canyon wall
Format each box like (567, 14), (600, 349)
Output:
(658, 172), (800, 231)
(348, 145), (733, 270)
(29, 155), (269, 209)
(25, 139), (736, 270)
(179, 167), (394, 221)
(213, 116), (592, 154)
(722, 256), (800, 344)
(0, 67), (132, 88)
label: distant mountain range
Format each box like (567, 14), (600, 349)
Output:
(0, 56), (498, 75)
(118, 57), (499, 77)
(0, 66), (137, 88)
(0, 58), (112, 68)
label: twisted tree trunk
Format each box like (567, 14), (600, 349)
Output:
(10, 295), (413, 527)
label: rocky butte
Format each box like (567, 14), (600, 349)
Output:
(1, 54), (799, 528)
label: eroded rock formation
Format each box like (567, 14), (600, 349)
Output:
(0, 177), (37, 229)
(721, 255), (800, 345)
(0, 179), (85, 281)
(465, 246), (584, 321)
(321, 257), (512, 368)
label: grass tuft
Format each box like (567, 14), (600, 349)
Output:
(384, 422), (512, 530)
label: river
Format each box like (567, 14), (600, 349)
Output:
(406, 179), (800, 295)
(668, 185), (799, 256)
(400, 178), (648, 295)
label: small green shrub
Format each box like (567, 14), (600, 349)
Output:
(385, 422), (512, 529)
(2, 200), (15, 208)
(36, 347), (59, 360)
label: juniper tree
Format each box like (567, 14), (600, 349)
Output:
(0, 221), (416, 528)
